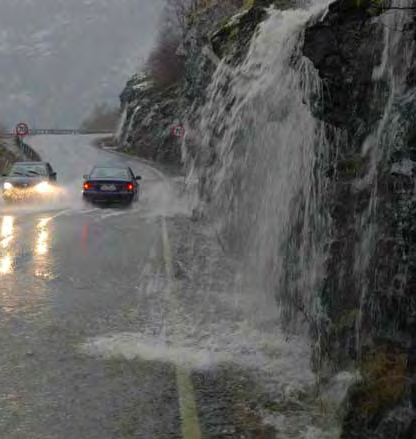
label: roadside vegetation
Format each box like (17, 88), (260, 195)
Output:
(145, 0), (246, 87)
(0, 123), (17, 174)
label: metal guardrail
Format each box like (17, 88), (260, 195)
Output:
(3, 129), (114, 137)
(31, 129), (79, 135)
(30, 129), (113, 135)
(14, 136), (41, 161)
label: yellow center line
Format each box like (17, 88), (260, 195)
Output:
(161, 217), (202, 439)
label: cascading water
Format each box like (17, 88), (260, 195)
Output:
(184, 1), (333, 339)
(125, 104), (141, 141)
(183, 0), (415, 436)
(181, 2), (355, 437)
(115, 104), (128, 142)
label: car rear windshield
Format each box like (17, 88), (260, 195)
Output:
(10, 164), (47, 176)
(90, 167), (130, 179)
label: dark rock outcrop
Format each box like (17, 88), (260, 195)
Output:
(304, 1), (416, 437)
(118, 75), (184, 167)
(303, 0), (386, 142)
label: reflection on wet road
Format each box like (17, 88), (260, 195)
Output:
(0, 215), (53, 277)
(0, 212), (57, 321)
(0, 135), (185, 438)
(0, 136), (289, 439)
(1, 216), (14, 275)
(36, 218), (51, 256)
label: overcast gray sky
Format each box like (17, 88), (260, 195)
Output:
(0, 0), (164, 128)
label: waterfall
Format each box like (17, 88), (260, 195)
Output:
(115, 104), (128, 142)
(182, 3), (345, 436)
(183, 1), (333, 332)
(125, 104), (141, 142)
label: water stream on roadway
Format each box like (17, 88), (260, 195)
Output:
(84, 3), (350, 438)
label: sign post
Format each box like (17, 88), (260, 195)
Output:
(14, 122), (30, 157)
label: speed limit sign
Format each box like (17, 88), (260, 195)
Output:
(15, 122), (30, 137)
(171, 123), (185, 138)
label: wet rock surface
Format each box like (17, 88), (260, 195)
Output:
(304, 0), (386, 140)
(304, 1), (416, 437)
(118, 77), (184, 168)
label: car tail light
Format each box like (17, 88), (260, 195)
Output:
(127, 183), (134, 191)
(84, 182), (92, 190)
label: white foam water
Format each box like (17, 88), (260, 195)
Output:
(114, 104), (128, 143)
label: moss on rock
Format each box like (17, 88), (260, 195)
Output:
(341, 345), (409, 438)
(357, 347), (407, 416)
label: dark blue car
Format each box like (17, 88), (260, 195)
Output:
(82, 165), (141, 206)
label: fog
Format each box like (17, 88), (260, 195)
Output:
(0, 0), (164, 128)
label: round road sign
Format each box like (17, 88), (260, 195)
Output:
(171, 123), (185, 138)
(15, 122), (30, 137)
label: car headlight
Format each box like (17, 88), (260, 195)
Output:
(35, 181), (51, 193)
(3, 182), (13, 190)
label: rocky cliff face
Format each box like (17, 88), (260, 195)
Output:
(304, 1), (415, 438)
(118, 1), (415, 436)
(116, 0), (291, 169)
(116, 1), (245, 170)
(117, 73), (184, 167)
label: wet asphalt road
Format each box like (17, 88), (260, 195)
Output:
(0, 135), (282, 439)
(1, 133), (318, 439)
(0, 135), (188, 438)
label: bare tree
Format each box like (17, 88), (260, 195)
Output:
(164, 0), (197, 39)
(147, 32), (185, 86)
(0, 122), (7, 139)
(145, 0), (195, 86)
(146, 0), (244, 86)
(80, 103), (120, 132)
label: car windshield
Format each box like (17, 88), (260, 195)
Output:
(10, 164), (47, 176)
(90, 167), (130, 179)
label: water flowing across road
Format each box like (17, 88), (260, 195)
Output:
(0, 113), (343, 439)
(0, 134), (316, 438)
